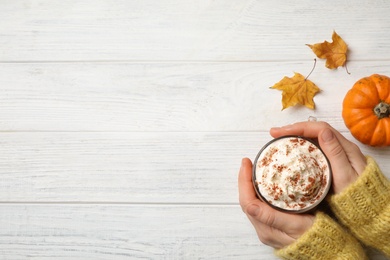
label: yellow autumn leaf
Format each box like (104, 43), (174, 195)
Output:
(270, 72), (320, 110)
(307, 31), (348, 69)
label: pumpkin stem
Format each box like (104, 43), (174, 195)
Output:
(374, 101), (390, 119)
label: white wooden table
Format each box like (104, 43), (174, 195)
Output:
(1, 1), (389, 259)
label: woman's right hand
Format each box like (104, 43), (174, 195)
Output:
(270, 121), (367, 194)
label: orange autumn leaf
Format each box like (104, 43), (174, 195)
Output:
(307, 31), (348, 69)
(270, 72), (320, 110)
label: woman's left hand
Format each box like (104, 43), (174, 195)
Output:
(238, 158), (315, 249)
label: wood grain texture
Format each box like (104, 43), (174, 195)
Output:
(1, 0), (390, 61)
(1, 0), (390, 259)
(0, 204), (386, 260)
(0, 132), (389, 203)
(0, 204), (275, 259)
(1, 61), (390, 132)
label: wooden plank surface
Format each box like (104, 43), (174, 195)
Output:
(1, 0), (390, 61)
(0, 204), (272, 259)
(0, 204), (386, 259)
(0, 132), (389, 203)
(1, 0), (390, 259)
(1, 61), (390, 132)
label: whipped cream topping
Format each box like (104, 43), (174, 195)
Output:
(254, 137), (330, 211)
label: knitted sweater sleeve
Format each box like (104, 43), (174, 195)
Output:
(329, 156), (390, 257)
(276, 212), (368, 260)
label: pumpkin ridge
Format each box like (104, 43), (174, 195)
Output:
(343, 108), (374, 127)
(370, 120), (389, 146)
(383, 119), (390, 145)
(352, 84), (379, 103)
(384, 121), (389, 145)
(372, 74), (390, 101)
(350, 120), (376, 145)
(343, 89), (377, 108)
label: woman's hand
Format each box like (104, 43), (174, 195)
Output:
(270, 121), (366, 194)
(238, 158), (315, 249)
(238, 121), (367, 249)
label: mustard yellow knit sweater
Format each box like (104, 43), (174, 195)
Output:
(276, 157), (390, 260)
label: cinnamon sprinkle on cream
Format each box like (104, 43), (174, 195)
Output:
(255, 137), (330, 211)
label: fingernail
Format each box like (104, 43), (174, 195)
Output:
(247, 204), (260, 217)
(321, 129), (334, 142)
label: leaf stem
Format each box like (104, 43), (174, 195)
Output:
(305, 59), (317, 80)
(345, 61), (351, 74)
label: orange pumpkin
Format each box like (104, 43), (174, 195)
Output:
(342, 74), (390, 146)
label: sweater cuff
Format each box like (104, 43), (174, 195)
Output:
(276, 212), (367, 260)
(329, 156), (390, 256)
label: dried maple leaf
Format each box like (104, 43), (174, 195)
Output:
(307, 31), (348, 70)
(270, 72), (320, 110)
